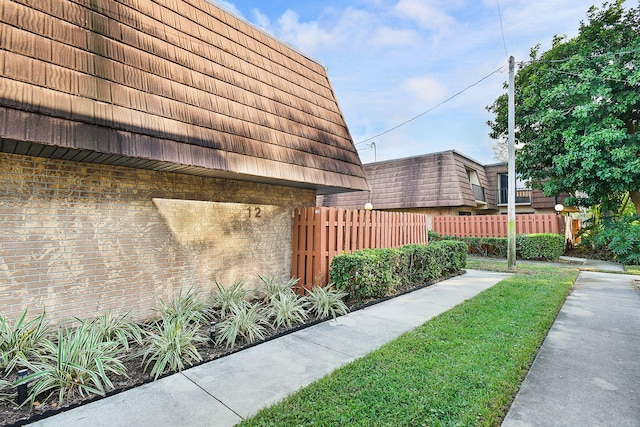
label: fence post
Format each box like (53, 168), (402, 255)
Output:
(316, 208), (330, 289)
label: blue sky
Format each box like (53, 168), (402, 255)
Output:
(208, 0), (603, 165)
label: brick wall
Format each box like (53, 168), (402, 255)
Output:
(0, 152), (316, 323)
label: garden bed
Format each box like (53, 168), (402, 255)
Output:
(0, 272), (461, 427)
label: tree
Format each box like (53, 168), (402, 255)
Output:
(487, 1), (640, 214)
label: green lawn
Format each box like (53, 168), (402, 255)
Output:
(625, 265), (640, 275)
(240, 262), (578, 427)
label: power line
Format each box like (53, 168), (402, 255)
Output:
(496, 0), (509, 60)
(517, 46), (640, 84)
(355, 65), (506, 146)
(547, 67), (635, 84)
(520, 47), (640, 66)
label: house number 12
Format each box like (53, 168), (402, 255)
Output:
(247, 207), (262, 218)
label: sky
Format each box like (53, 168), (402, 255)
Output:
(207, 0), (606, 165)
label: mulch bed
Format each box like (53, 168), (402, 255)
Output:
(1, 273), (461, 427)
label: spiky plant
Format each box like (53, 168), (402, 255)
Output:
(216, 302), (269, 349)
(16, 321), (127, 405)
(0, 309), (51, 373)
(258, 275), (300, 303)
(0, 377), (15, 404)
(266, 290), (309, 329)
(209, 280), (251, 318)
(88, 310), (143, 353)
(305, 285), (349, 320)
(158, 286), (208, 325)
(140, 314), (206, 381)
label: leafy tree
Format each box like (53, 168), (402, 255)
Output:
(487, 1), (640, 214)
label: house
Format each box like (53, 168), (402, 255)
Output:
(318, 150), (572, 216)
(0, 0), (367, 323)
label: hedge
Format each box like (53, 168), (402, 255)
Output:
(429, 231), (564, 260)
(396, 244), (443, 287)
(436, 240), (469, 273)
(517, 233), (564, 260)
(330, 241), (467, 302)
(328, 248), (400, 302)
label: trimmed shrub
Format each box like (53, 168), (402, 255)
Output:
(396, 244), (442, 286)
(482, 237), (508, 257)
(441, 235), (458, 240)
(517, 233), (564, 260)
(331, 241), (468, 301)
(460, 237), (484, 256)
(428, 230), (442, 241)
(330, 248), (400, 302)
(433, 240), (468, 274)
(451, 236), (508, 257)
(427, 233), (569, 260)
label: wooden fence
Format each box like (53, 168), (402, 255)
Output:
(292, 207), (429, 291)
(431, 214), (563, 238)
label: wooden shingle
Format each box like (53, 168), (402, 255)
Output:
(0, 0), (367, 193)
(319, 151), (492, 209)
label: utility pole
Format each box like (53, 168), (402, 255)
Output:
(369, 142), (377, 162)
(507, 56), (516, 271)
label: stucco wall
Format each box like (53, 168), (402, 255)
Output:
(0, 152), (315, 323)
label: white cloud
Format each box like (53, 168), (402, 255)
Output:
(276, 10), (337, 54)
(251, 9), (271, 30)
(394, 0), (457, 32)
(210, 0), (608, 165)
(403, 76), (448, 104)
(249, 6), (385, 57)
(206, 0), (244, 19)
(372, 27), (418, 47)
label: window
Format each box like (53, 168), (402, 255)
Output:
(498, 173), (531, 205)
(466, 168), (486, 202)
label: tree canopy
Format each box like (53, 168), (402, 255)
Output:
(487, 1), (640, 213)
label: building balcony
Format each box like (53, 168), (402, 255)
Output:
(498, 188), (531, 205)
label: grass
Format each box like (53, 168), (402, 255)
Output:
(466, 257), (640, 276)
(624, 265), (640, 275)
(240, 262), (577, 427)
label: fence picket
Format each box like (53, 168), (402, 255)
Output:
(432, 214), (562, 238)
(292, 208), (430, 291)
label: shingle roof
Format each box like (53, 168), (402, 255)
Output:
(318, 150), (491, 208)
(0, 0), (367, 194)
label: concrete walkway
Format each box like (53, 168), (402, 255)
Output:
(502, 270), (640, 426)
(559, 256), (626, 272)
(30, 269), (511, 427)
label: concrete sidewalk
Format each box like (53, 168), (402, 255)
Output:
(30, 269), (510, 427)
(502, 270), (640, 426)
(558, 256), (626, 273)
